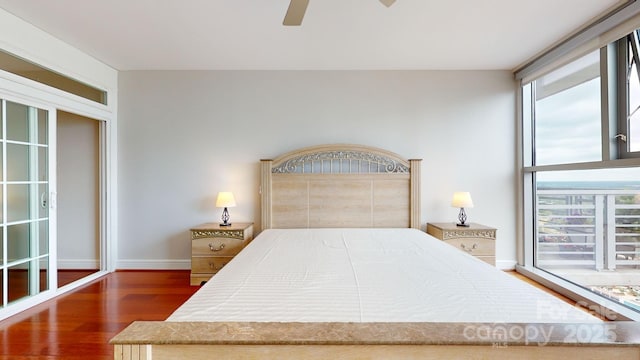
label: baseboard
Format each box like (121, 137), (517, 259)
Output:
(115, 259), (191, 270)
(58, 259), (100, 269)
(495, 259), (517, 270)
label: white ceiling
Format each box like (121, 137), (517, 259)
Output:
(0, 0), (624, 71)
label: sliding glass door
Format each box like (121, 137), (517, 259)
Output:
(0, 98), (54, 309)
(520, 27), (640, 319)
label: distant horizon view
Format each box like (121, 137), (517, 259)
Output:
(538, 180), (640, 190)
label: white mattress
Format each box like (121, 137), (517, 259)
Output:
(168, 228), (599, 323)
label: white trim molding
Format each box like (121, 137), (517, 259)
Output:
(116, 259), (191, 270)
(495, 259), (517, 270)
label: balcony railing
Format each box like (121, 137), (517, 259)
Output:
(537, 189), (640, 270)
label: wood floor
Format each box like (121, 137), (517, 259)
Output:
(0, 270), (586, 359)
(58, 270), (100, 288)
(0, 270), (198, 360)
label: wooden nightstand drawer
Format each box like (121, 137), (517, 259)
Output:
(191, 256), (233, 273)
(190, 225), (253, 242)
(444, 238), (493, 256)
(189, 222), (253, 286)
(192, 237), (245, 256)
(427, 222), (497, 266)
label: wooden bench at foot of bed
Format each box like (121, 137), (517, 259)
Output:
(111, 321), (640, 360)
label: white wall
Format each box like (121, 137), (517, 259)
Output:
(118, 70), (516, 269)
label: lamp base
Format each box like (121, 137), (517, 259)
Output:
(456, 208), (469, 227)
(219, 207), (231, 227)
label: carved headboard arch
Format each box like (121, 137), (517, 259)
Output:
(260, 144), (421, 232)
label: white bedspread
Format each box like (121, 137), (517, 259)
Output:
(168, 228), (599, 323)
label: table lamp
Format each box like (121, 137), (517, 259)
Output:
(451, 192), (473, 227)
(216, 192), (236, 226)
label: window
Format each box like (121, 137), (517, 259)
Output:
(536, 168), (640, 271)
(0, 99), (52, 308)
(0, 49), (107, 105)
(534, 51), (602, 165)
(621, 30), (640, 155)
(521, 28), (640, 319)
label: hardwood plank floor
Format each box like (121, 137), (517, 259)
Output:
(0, 270), (198, 360)
(58, 270), (100, 288)
(506, 270), (579, 305)
(0, 270), (591, 359)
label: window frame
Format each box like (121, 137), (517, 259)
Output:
(519, 36), (640, 322)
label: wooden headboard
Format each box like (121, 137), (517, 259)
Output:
(260, 144), (421, 231)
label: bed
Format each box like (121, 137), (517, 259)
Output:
(111, 144), (640, 359)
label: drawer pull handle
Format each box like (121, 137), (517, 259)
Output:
(208, 262), (226, 271)
(209, 243), (225, 252)
(460, 243), (478, 252)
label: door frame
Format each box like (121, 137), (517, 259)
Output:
(0, 71), (116, 321)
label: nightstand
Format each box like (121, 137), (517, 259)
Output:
(426, 222), (496, 265)
(189, 222), (253, 285)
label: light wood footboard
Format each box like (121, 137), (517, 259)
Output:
(111, 321), (640, 360)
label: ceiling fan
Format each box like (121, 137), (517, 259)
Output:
(283, 0), (396, 26)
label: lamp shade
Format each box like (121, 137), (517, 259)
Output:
(216, 192), (237, 208)
(451, 192), (474, 208)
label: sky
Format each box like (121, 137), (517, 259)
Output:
(533, 52), (640, 183)
(535, 77), (601, 166)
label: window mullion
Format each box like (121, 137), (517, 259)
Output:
(616, 37), (632, 158)
(602, 46), (614, 161)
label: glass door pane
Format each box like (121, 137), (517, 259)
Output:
(535, 168), (640, 315)
(1, 99), (51, 308)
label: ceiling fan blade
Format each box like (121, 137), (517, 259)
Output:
(283, 0), (309, 26)
(379, 0), (396, 7)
